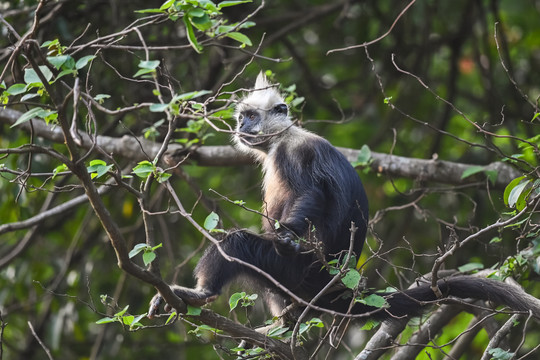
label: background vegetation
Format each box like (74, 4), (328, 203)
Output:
(1, 0), (539, 359)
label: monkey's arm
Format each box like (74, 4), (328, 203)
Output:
(273, 187), (327, 256)
(148, 230), (311, 318)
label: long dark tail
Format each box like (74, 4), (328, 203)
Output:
(358, 276), (540, 321)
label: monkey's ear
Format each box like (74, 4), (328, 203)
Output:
(255, 71), (271, 89)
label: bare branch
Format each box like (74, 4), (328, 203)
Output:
(327, 0), (417, 54)
(0, 107), (522, 189)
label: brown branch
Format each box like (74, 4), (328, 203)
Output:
(480, 313), (522, 360)
(0, 108), (521, 189)
(327, 0), (417, 54)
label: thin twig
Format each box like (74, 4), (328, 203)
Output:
(27, 321), (54, 360)
(327, 0), (417, 54)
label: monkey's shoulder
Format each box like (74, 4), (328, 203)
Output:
(270, 131), (357, 188)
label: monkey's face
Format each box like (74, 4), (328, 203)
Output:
(235, 102), (290, 150)
(234, 73), (293, 152)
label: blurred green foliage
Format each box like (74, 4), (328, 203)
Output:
(1, 0), (539, 359)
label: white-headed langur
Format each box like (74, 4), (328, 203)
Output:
(148, 73), (540, 324)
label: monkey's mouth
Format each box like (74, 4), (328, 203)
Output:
(238, 132), (271, 148)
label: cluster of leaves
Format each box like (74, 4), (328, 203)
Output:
(1, 41), (96, 127)
(138, 0), (254, 53)
(504, 175), (539, 212)
(96, 305), (146, 331)
(132, 160), (172, 183)
(129, 243), (163, 266)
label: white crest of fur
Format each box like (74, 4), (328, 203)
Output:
(237, 72), (284, 114)
(233, 72), (298, 161)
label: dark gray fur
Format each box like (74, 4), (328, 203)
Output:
(148, 73), (540, 322)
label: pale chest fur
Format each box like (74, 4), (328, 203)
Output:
(261, 153), (292, 231)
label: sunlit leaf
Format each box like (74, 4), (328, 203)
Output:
(341, 269), (361, 289)
(24, 66), (53, 84)
(204, 211), (220, 231)
(226, 32), (252, 46)
(75, 55), (96, 70)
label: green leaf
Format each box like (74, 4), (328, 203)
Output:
(186, 305), (202, 316)
(216, 25), (234, 34)
(165, 312), (177, 325)
(485, 170), (498, 185)
(94, 94), (111, 103)
(11, 107), (57, 128)
(47, 55), (73, 70)
(356, 294), (389, 308)
(142, 251), (156, 266)
(156, 172), (172, 183)
(507, 179), (531, 209)
(122, 315), (135, 325)
(139, 60), (160, 70)
(188, 8), (206, 17)
(488, 348), (515, 360)
(359, 319), (380, 330)
(204, 211), (220, 231)
(307, 317), (324, 328)
(87, 159), (113, 179)
(229, 292), (245, 312)
(172, 90), (211, 102)
(160, 0), (175, 10)
(490, 237), (502, 244)
(218, 0), (252, 8)
(130, 313), (146, 329)
(226, 32), (252, 46)
(75, 55), (96, 70)
(267, 326), (290, 338)
(298, 322), (309, 335)
(183, 14), (203, 53)
(197, 0), (220, 13)
(115, 305), (129, 317)
(458, 262), (484, 273)
(191, 13), (212, 32)
(6, 83), (27, 95)
(341, 269), (361, 289)
(149, 103), (169, 112)
(461, 165), (485, 180)
(20, 93), (40, 102)
(96, 317), (116, 324)
(355, 144), (372, 166)
(133, 161), (155, 179)
(135, 8), (166, 14)
(134, 60), (160, 77)
(129, 243), (148, 258)
(55, 69), (77, 81)
(24, 66), (54, 84)
(504, 176), (526, 207)
(52, 164), (68, 179)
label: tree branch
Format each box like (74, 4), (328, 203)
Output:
(0, 107), (521, 189)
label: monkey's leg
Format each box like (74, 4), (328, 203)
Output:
(148, 230), (309, 317)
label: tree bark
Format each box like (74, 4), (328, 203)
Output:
(1, 107), (521, 189)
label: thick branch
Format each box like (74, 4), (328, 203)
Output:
(0, 107), (521, 189)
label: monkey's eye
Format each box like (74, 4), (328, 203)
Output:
(272, 103), (288, 115)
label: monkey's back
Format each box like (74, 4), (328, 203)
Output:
(263, 128), (369, 262)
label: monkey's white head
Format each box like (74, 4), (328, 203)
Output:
(234, 72), (293, 153)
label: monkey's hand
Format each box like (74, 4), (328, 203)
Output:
(274, 230), (301, 256)
(148, 285), (217, 319)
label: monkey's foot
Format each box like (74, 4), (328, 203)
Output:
(147, 285), (217, 319)
(274, 230), (301, 256)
